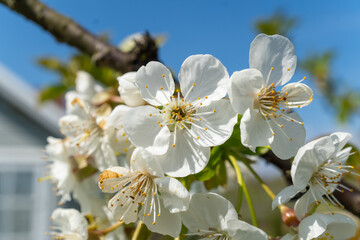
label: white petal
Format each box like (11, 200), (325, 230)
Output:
(76, 71), (96, 100)
(272, 185), (301, 210)
(228, 68), (264, 114)
(294, 191), (315, 220)
(98, 166), (130, 193)
(249, 34), (297, 86)
(107, 105), (132, 129)
(291, 136), (335, 189)
(298, 213), (356, 240)
(330, 132), (352, 154)
(64, 91), (88, 118)
(281, 83), (313, 108)
(191, 99), (238, 147)
(136, 61), (175, 106)
(117, 72), (147, 107)
(280, 233), (297, 240)
(180, 193), (238, 232)
(335, 147), (352, 164)
(225, 219), (268, 240)
(123, 106), (170, 155)
(154, 177), (190, 213)
(58, 115), (83, 137)
(140, 202), (182, 238)
(326, 214), (357, 239)
(109, 191), (139, 224)
(51, 208), (88, 239)
(240, 108), (273, 152)
(93, 141), (117, 171)
(269, 112), (305, 159)
(179, 54), (228, 103)
(156, 129), (210, 177)
(130, 147), (164, 177)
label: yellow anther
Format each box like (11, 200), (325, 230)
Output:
(197, 136), (200, 139)
(198, 97), (200, 100)
(213, 109), (216, 112)
(145, 85), (148, 88)
(205, 127), (208, 130)
(162, 74), (165, 77)
(287, 68), (290, 71)
(298, 105), (301, 108)
(157, 213), (161, 217)
(122, 133), (126, 136)
(149, 113), (152, 117)
(152, 222), (155, 225)
(114, 138), (118, 142)
(290, 138), (293, 141)
(301, 122), (304, 125)
(193, 83), (196, 86)
(303, 76), (307, 80)
(205, 96), (208, 99)
(172, 144), (175, 147)
(280, 125), (284, 128)
(160, 87), (163, 90)
(199, 118), (202, 121)
(124, 148), (128, 152)
(176, 89), (180, 92)
(271, 67), (274, 70)
(272, 133), (275, 136)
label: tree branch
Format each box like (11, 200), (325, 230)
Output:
(261, 151), (360, 217)
(0, 0), (158, 72)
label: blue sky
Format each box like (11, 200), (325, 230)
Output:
(1, 0), (360, 143)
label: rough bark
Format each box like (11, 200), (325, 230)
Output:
(0, 0), (158, 72)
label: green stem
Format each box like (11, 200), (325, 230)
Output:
(231, 150), (276, 200)
(131, 221), (150, 240)
(228, 155), (258, 227)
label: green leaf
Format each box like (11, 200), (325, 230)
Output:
(195, 146), (222, 181)
(39, 84), (68, 102)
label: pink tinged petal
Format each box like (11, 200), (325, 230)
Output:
(192, 99), (238, 147)
(157, 129), (210, 177)
(118, 72), (147, 107)
(180, 193), (238, 232)
(291, 136), (335, 190)
(154, 177), (190, 213)
(272, 185), (301, 210)
(179, 54), (228, 103)
(107, 105), (132, 129)
(225, 219), (268, 240)
(123, 106), (170, 155)
(269, 111), (305, 160)
(281, 83), (313, 108)
(294, 191), (315, 221)
(249, 34), (297, 86)
(130, 147), (164, 177)
(240, 108), (273, 152)
(228, 68), (264, 115)
(136, 61), (175, 106)
(140, 201), (182, 238)
(330, 132), (352, 154)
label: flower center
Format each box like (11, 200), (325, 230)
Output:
(309, 159), (357, 212)
(99, 171), (162, 225)
(255, 83), (287, 118)
(161, 98), (196, 132)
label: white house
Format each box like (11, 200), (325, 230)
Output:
(0, 63), (64, 239)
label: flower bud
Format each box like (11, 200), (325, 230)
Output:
(280, 205), (299, 227)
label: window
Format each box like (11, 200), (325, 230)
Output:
(0, 147), (56, 240)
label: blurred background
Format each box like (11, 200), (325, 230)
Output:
(0, 0), (360, 239)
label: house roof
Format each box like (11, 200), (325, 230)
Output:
(0, 63), (64, 137)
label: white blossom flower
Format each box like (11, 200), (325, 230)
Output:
(117, 72), (147, 107)
(123, 55), (237, 177)
(59, 72), (132, 170)
(49, 208), (88, 240)
(280, 213), (356, 240)
(181, 193), (268, 240)
(98, 147), (189, 237)
(44, 137), (108, 217)
(228, 34), (313, 159)
(272, 132), (357, 219)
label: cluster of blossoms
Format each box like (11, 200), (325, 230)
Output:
(43, 34), (359, 240)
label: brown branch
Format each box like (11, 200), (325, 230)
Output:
(0, 0), (158, 72)
(261, 151), (360, 217)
